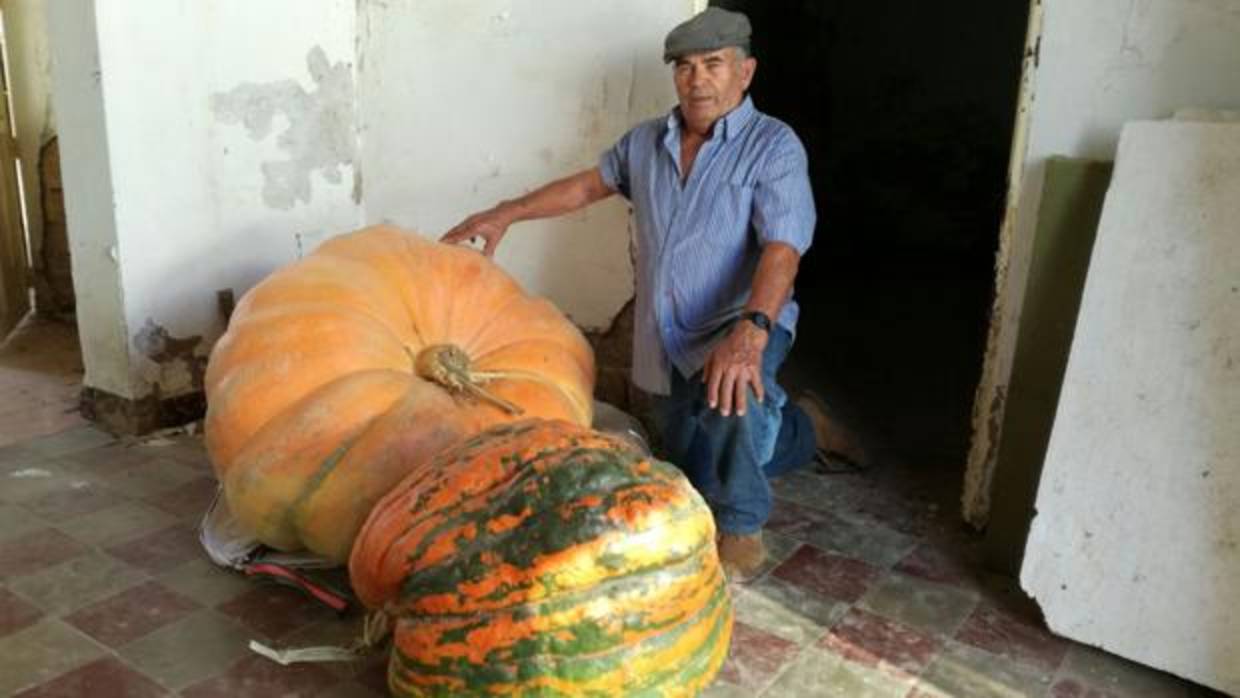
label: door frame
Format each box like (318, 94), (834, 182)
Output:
(961, 0), (1044, 527)
(0, 8), (30, 341)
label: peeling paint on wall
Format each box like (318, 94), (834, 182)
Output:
(84, 318), (210, 433)
(211, 46), (357, 210)
(132, 318), (208, 398)
(962, 385), (1004, 524)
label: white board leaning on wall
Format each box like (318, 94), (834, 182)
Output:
(1022, 118), (1240, 696)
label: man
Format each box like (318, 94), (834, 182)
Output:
(443, 8), (854, 580)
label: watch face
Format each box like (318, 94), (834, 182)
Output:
(745, 311), (771, 331)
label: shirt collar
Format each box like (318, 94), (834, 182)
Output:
(664, 94), (757, 143)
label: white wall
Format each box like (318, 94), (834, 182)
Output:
(49, 1), (696, 403)
(968, 0), (1240, 518)
(1023, 120), (1240, 695)
(50, 1), (362, 400)
(357, 0), (696, 329)
(46, 0), (128, 397)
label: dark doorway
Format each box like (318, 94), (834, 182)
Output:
(715, 1), (1029, 505)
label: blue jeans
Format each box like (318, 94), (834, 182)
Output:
(651, 327), (817, 535)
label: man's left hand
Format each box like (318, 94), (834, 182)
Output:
(703, 321), (769, 417)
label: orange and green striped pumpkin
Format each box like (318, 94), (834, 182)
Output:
(349, 419), (733, 697)
(204, 226), (594, 563)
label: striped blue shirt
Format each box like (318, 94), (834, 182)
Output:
(599, 96), (816, 395)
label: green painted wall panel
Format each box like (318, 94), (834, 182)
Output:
(984, 157), (1113, 573)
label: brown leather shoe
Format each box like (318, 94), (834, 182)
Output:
(717, 532), (766, 582)
(796, 391), (869, 470)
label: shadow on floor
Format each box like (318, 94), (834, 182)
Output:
(0, 314), (87, 447)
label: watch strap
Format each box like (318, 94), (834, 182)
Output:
(741, 310), (772, 332)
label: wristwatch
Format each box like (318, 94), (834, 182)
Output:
(741, 310), (772, 332)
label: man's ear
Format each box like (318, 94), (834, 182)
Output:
(741, 57), (758, 89)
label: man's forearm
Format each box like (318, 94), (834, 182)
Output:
(703, 241), (800, 415)
(497, 168), (614, 225)
(745, 242), (801, 322)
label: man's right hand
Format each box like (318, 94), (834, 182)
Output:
(441, 168), (615, 256)
(441, 205), (513, 257)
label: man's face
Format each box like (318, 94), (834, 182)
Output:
(673, 47), (756, 132)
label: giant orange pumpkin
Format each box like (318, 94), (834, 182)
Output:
(204, 225), (594, 563)
(349, 419), (732, 696)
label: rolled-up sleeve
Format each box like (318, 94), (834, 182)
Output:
(598, 129), (634, 199)
(751, 131), (815, 254)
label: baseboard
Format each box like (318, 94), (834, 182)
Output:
(80, 386), (205, 436)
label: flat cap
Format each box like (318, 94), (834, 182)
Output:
(663, 8), (752, 63)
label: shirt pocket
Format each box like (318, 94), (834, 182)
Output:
(716, 178), (756, 241)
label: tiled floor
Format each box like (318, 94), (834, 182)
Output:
(0, 316), (89, 448)
(0, 319), (1225, 697)
(704, 465), (1221, 697)
(2, 427), (1224, 697)
(0, 424), (390, 697)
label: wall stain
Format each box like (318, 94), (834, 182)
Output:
(211, 46), (357, 210)
(132, 319), (208, 398)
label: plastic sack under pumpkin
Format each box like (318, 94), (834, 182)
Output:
(204, 225), (595, 564)
(349, 419), (733, 697)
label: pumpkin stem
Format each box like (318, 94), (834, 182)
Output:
(410, 344), (525, 416)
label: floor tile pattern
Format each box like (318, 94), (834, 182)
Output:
(0, 322), (1226, 696)
(0, 317), (87, 448)
(3, 422), (1221, 697)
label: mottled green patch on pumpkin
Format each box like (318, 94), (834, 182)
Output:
(507, 618), (617, 661)
(393, 577), (730, 691)
(378, 422), (729, 695)
(281, 437), (355, 535)
(596, 551), (628, 571)
(437, 617), (489, 645)
(399, 446), (663, 601)
(625, 588), (732, 693)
